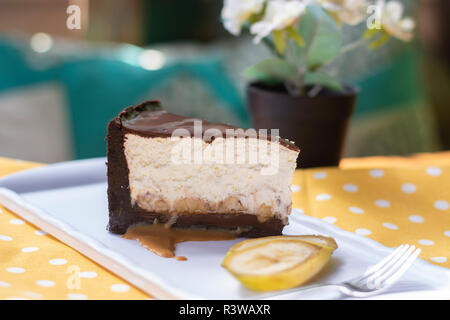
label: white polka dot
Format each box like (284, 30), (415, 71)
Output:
(375, 199), (390, 208)
(430, 257), (447, 263)
(67, 293), (87, 300)
(383, 222), (398, 230)
(445, 231), (450, 237)
(36, 280), (55, 287)
(34, 230), (48, 236)
(0, 281), (11, 288)
(290, 185), (301, 192)
(80, 271), (97, 279)
(49, 258), (67, 266)
(370, 169), (385, 178)
(316, 193), (332, 201)
(343, 184), (358, 193)
(313, 172), (327, 180)
(434, 200), (449, 211)
(110, 284), (130, 292)
(426, 167), (442, 177)
(418, 239), (434, 246)
(355, 228), (372, 236)
(23, 291), (43, 299)
(401, 183), (416, 194)
(322, 216), (337, 224)
(408, 215), (424, 223)
(6, 296), (29, 300)
(349, 206), (364, 214)
(0, 234), (13, 241)
(9, 219), (25, 225)
(7, 267), (25, 274)
(22, 247), (39, 253)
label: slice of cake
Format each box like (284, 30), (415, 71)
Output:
(106, 100), (299, 237)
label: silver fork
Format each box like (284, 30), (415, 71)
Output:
(270, 244), (422, 299)
(336, 244), (422, 297)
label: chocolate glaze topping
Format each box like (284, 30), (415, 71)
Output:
(118, 100), (299, 151)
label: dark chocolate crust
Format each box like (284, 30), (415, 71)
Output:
(106, 100), (288, 237)
(106, 117), (143, 233)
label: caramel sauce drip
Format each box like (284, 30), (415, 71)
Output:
(122, 223), (237, 261)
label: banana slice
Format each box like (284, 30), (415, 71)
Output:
(222, 238), (336, 291)
(228, 235), (337, 253)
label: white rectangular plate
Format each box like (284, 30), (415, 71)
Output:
(0, 158), (449, 299)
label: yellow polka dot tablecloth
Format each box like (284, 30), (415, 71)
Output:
(0, 158), (150, 300)
(0, 154), (449, 300)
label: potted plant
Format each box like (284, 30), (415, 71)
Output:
(221, 0), (415, 168)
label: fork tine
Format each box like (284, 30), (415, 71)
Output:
(374, 247), (421, 289)
(362, 245), (409, 277)
(349, 245), (408, 286)
(366, 245), (416, 285)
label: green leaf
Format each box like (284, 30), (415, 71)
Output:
(302, 71), (343, 92)
(296, 5), (342, 69)
(272, 30), (286, 55)
(242, 58), (298, 84)
(286, 26), (305, 47)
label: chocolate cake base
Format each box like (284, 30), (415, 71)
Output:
(106, 101), (287, 237)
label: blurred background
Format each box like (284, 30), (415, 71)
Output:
(0, 0), (448, 163)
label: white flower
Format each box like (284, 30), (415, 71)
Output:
(250, 0), (307, 44)
(379, 0), (415, 41)
(319, 0), (369, 25)
(221, 0), (266, 36)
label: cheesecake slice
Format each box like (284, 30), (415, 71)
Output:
(106, 100), (299, 237)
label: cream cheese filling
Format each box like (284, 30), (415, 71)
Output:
(123, 134), (298, 222)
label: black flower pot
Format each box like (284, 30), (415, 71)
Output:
(247, 83), (358, 168)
